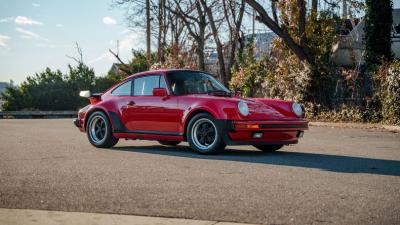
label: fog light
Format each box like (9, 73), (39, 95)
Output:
(253, 132), (263, 139)
(297, 131), (304, 138)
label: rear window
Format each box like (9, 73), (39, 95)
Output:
(111, 80), (132, 96)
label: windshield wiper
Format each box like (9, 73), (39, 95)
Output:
(207, 90), (232, 97)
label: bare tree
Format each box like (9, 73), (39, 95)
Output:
(199, 0), (227, 84)
(165, 0), (209, 70)
(245, 0), (313, 65)
(66, 42), (84, 64)
(167, 1), (185, 48)
(222, 0), (245, 81)
(109, 41), (132, 75)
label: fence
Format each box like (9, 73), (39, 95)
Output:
(0, 111), (77, 119)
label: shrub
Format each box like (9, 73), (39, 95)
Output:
(374, 60), (400, 125)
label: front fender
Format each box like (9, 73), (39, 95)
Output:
(181, 99), (239, 127)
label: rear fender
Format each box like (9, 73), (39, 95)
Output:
(84, 105), (114, 132)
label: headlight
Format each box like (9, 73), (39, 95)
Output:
(292, 102), (303, 117)
(238, 101), (249, 116)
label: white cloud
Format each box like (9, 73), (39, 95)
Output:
(0, 34), (11, 48)
(103, 16), (117, 25)
(15, 16), (43, 25)
(0, 17), (14, 23)
(32, 3), (40, 7)
(16, 27), (49, 42)
(56, 24), (63, 27)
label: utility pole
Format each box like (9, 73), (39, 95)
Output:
(146, 0), (151, 66)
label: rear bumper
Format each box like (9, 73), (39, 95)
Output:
(217, 119), (308, 145)
(73, 118), (85, 132)
(73, 118), (81, 128)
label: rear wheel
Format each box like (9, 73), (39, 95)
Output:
(187, 113), (226, 154)
(87, 111), (118, 148)
(253, 145), (283, 152)
(158, 141), (181, 146)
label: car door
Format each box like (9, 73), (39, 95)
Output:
(122, 74), (180, 135)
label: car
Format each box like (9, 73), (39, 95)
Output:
(73, 69), (308, 154)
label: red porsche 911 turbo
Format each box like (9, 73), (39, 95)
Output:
(73, 69), (308, 154)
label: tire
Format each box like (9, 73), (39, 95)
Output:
(86, 111), (119, 148)
(186, 113), (226, 154)
(253, 144), (283, 152)
(158, 141), (181, 146)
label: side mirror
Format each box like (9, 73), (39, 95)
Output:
(153, 88), (168, 97)
(234, 90), (241, 97)
(79, 90), (91, 98)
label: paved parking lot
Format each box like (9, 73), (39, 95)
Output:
(0, 119), (399, 224)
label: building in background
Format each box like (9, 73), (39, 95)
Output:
(205, 31), (276, 75)
(332, 9), (400, 67)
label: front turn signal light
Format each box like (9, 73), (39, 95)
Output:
(235, 124), (260, 129)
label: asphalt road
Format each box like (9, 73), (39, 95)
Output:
(0, 119), (399, 225)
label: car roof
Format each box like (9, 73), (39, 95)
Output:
(125, 69), (209, 80)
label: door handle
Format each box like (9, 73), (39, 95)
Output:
(127, 101), (135, 106)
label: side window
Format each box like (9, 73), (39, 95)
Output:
(111, 80), (132, 96)
(133, 75), (160, 96)
(160, 76), (167, 89)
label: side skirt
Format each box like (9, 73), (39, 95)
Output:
(108, 111), (183, 141)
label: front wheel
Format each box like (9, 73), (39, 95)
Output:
(87, 111), (118, 148)
(187, 113), (226, 154)
(253, 144), (283, 152)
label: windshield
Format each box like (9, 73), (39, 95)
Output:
(167, 71), (230, 96)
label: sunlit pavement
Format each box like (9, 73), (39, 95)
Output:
(0, 208), (256, 225)
(0, 119), (399, 224)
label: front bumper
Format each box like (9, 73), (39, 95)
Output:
(217, 120), (308, 145)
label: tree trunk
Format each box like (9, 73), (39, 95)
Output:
(196, 2), (206, 71)
(146, 0), (151, 66)
(245, 0), (313, 65)
(200, 0), (226, 84)
(311, 0), (318, 14)
(227, 1), (245, 82)
(297, 0), (306, 47)
(196, 38), (205, 71)
(157, 0), (166, 63)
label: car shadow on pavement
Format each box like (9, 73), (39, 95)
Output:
(111, 145), (400, 177)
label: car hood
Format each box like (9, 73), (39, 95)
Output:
(189, 94), (288, 120)
(239, 97), (287, 120)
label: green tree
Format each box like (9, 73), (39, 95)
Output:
(1, 64), (110, 111)
(67, 63), (96, 109)
(365, 0), (393, 68)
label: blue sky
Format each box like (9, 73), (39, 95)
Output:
(0, 0), (147, 84)
(0, 0), (400, 84)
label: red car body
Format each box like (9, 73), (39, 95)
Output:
(74, 69), (308, 154)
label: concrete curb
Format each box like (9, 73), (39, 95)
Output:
(309, 121), (400, 133)
(0, 208), (258, 225)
